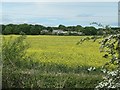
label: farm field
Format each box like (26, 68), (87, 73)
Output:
(4, 35), (108, 68)
(3, 35), (109, 88)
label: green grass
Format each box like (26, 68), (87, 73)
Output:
(3, 70), (103, 88)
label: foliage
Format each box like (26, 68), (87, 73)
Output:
(3, 35), (29, 68)
(2, 35), (40, 88)
(95, 34), (120, 89)
(83, 26), (97, 35)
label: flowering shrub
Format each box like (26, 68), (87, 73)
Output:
(78, 23), (120, 89)
(95, 34), (120, 89)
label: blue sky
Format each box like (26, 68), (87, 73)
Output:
(1, 2), (118, 27)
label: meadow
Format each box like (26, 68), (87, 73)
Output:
(3, 35), (109, 88)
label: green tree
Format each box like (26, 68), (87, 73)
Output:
(18, 24), (31, 35)
(83, 26), (97, 35)
(58, 24), (66, 31)
(3, 26), (13, 35)
(75, 25), (84, 32)
(47, 27), (53, 32)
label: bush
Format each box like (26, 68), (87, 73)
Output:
(2, 35), (39, 88)
(2, 35), (28, 68)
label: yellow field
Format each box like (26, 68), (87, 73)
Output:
(4, 35), (108, 68)
(4, 35), (107, 68)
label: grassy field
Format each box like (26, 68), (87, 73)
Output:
(3, 35), (109, 88)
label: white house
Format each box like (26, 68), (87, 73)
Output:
(52, 30), (67, 35)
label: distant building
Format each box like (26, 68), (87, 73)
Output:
(69, 31), (83, 35)
(52, 30), (67, 35)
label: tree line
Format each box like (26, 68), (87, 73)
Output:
(1, 24), (120, 35)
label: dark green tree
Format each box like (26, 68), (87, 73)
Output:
(58, 24), (66, 31)
(3, 26), (13, 35)
(83, 26), (97, 35)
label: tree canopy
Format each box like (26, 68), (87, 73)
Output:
(1, 24), (119, 35)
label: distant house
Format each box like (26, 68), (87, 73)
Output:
(69, 31), (83, 35)
(52, 30), (67, 35)
(52, 30), (83, 35)
(78, 32), (83, 35)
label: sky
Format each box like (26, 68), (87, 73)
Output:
(1, 2), (118, 27)
(2, 0), (120, 2)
